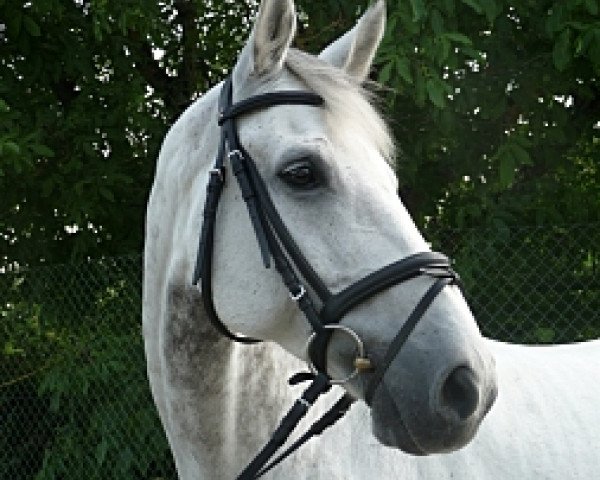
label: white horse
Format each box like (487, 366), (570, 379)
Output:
(143, 0), (600, 478)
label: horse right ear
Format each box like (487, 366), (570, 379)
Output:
(318, 0), (386, 80)
(234, 0), (297, 86)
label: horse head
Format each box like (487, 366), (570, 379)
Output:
(180, 0), (497, 458)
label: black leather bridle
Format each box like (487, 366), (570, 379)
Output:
(192, 76), (461, 479)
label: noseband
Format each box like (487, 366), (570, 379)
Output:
(192, 76), (461, 478)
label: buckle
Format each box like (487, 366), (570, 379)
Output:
(290, 285), (306, 302)
(227, 149), (243, 161)
(419, 266), (458, 279)
(419, 267), (462, 289)
(209, 168), (224, 182)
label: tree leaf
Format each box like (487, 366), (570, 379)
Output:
(498, 147), (516, 187)
(509, 143), (532, 166)
(395, 56), (413, 84)
(553, 29), (572, 71)
(442, 0), (456, 16)
(6, 11), (22, 37)
(443, 33), (473, 45)
(409, 0), (426, 22)
(435, 37), (451, 65)
(99, 187), (115, 202)
(479, 0), (500, 24)
(426, 79), (447, 108)
(414, 70), (427, 106)
(378, 62), (393, 84)
(4, 141), (21, 155)
(23, 16), (41, 37)
(545, 4), (565, 35)
(431, 9), (444, 35)
(31, 144), (55, 157)
(96, 438), (109, 466)
(460, 0), (483, 14)
(584, 0), (598, 15)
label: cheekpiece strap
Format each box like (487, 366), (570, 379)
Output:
(193, 76), (326, 344)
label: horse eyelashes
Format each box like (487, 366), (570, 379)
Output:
(279, 160), (320, 189)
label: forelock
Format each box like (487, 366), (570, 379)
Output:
(284, 48), (395, 164)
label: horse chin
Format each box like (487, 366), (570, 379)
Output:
(368, 381), (486, 456)
(369, 385), (427, 456)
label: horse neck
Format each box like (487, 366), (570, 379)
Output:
(198, 339), (377, 479)
(163, 284), (309, 478)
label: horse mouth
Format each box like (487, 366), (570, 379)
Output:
(369, 383), (426, 455)
(368, 370), (497, 456)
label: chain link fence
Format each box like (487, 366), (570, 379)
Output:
(1, 224), (599, 479)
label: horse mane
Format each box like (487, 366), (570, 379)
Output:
(284, 48), (395, 164)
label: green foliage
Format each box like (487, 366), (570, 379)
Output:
(374, 0), (599, 231)
(1, 0), (598, 268)
(427, 224), (600, 343)
(1, 0), (255, 267)
(33, 331), (174, 480)
(0, 256), (176, 479)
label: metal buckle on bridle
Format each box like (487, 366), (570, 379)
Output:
(209, 168), (224, 181)
(419, 266), (460, 282)
(289, 285), (306, 302)
(228, 149), (243, 161)
(305, 324), (371, 385)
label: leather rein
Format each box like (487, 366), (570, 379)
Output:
(192, 76), (461, 479)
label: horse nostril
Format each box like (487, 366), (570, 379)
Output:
(439, 366), (479, 421)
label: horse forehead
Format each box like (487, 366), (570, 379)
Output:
(234, 98), (353, 155)
(236, 102), (328, 160)
(237, 71), (327, 138)
(239, 106), (397, 193)
(235, 75), (396, 186)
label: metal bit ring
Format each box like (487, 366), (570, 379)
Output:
(305, 324), (369, 385)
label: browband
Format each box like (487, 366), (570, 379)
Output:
(218, 90), (323, 125)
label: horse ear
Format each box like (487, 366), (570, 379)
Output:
(234, 0), (297, 82)
(318, 0), (386, 80)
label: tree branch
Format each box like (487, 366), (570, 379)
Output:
(126, 29), (180, 115)
(175, 0), (200, 99)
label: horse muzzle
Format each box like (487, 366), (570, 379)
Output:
(368, 355), (497, 455)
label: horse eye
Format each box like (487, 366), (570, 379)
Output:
(278, 160), (319, 189)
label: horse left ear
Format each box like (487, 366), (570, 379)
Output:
(234, 0), (297, 84)
(319, 0), (386, 80)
